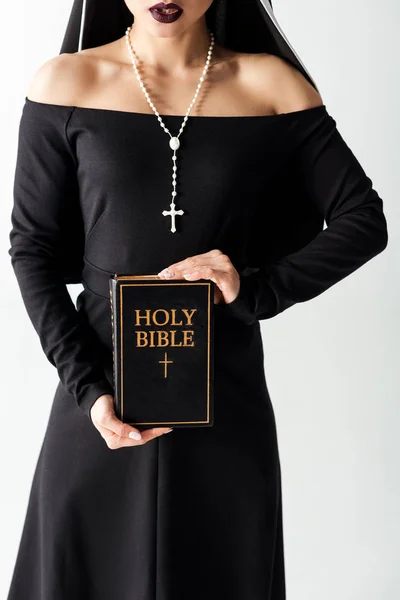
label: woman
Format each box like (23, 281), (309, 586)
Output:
(7, 1), (388, 599)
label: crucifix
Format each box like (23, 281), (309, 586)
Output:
(162, 142), (184, 233)
(162, 202), (184, 233)
(159, 351), (173, 378)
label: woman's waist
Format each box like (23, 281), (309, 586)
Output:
(80, 255), (259, 331)
(78, 271), (267, 398)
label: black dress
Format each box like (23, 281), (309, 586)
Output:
(7, 97), (388, 600)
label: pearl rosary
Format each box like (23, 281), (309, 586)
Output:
(125, 25), (215, 233)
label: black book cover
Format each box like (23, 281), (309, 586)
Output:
(109, 274), (215, 428)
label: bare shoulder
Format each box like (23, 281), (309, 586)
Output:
(241, 53), (324, 114)
(26, 52), (96, 106)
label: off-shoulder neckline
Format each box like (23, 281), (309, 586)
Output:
(24, 96), (327, 120)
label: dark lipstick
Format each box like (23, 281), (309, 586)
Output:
(149, 3), (183, 24)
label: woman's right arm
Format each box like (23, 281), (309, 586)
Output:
(9, 56), (175, 444)
(9, 58), (116, 420)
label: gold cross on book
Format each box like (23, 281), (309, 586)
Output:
(159, 351), (173, 378)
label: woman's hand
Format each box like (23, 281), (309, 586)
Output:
(157, 249), (240, 305)
(90, 394), (173, 449)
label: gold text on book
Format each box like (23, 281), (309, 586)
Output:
(134, 308), (197, 326)
(134, 307), (197, 347)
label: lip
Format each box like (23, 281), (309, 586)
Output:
(149, 3), (183, 24)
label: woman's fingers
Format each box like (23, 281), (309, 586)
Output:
(159, 249), (229, 277)
(133, 427), (174, 445)
(101, 424), (173, 450)
(90, 394), (173, 449)
(158, 250), (240, 305)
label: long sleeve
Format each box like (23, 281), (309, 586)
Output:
(216, 106), (389, 325)
(8, 99), (114, 419)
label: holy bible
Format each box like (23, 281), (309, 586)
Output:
(109, 274), (215, 428)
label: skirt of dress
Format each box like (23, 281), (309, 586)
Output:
(7, 301), (286, 600)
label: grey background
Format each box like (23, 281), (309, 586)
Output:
(1, 1), (398, 598)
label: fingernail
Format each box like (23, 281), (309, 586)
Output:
(158, 268), (173, 278)
(159, 269), (174, 277)
(129, 431), (142, 440)
(183, 273), (192, 279)
(164, 429), (173, 434)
